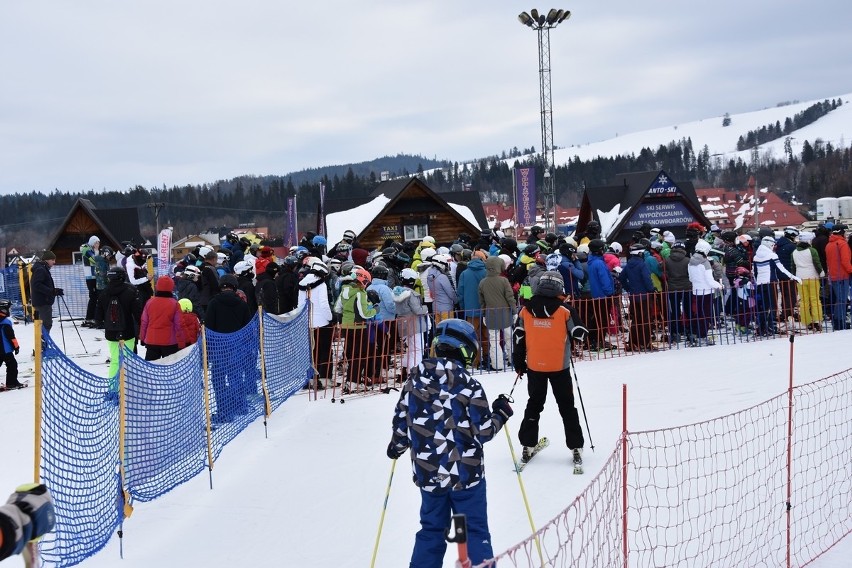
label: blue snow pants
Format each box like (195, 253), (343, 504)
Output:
(410, 479), (493, 568)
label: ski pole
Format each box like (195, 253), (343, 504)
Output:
(569, 354), (594, 451)
(507, 372), (523, 399)
(504, 427), (544, 567)
(60, 294), (88, 353)
(370, 457), (397, 568)
(445, 513), (471, 568)
(56, 290), (67, 352)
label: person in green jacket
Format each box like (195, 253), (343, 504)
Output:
(337, 267), (377, 387)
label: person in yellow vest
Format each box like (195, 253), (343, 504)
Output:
(512, 271), (588, 469)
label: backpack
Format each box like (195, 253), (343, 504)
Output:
(104, 295), (126, 332)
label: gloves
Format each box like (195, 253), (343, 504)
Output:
(12, 339), (19, 356)
(53, 288), (64, 297)
(366, 290), (380, 306)
(570, 325), (589, 343)
(793, 276), (802, 284)
(14, 348), (19, 356)
(491, 395), (513, 421)
(0, 484), (55, 559)
(513, 359), (527, 376)
(386, 441), (406, 460)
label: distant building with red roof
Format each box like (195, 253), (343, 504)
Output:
(696, 187), (807, 231)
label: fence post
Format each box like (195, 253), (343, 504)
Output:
(785, 333), (795, 568)
(201, 326), (215, 489)
(622, 383), (628, 568)
(33, 320), (43, 482)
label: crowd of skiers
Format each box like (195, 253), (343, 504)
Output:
(23, 218), (852, 396)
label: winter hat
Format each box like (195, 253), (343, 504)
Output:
(629, 243), (645, 256)
(663, 231), (676, 244)
(41, 251), (56, 260)
(265, 262), (280, 278)
(761, 236), (776, 248)
(436, 246), (450, 256)
(156, 276), (175, 293)
(498, 254), (513, 270)
(473, 250), (488, 261)
(694, 240), (712, 255)
(798, 232), (815, 243)
(178, 298), (193, 313)
(421, 236), (436, 246)
(88, 236), (100, 247)
(342, 230), (356, 242)
(535, 271), (565, 298)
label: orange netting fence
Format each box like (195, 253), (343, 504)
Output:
(473, 365), (852, 567)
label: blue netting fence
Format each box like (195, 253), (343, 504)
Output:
(36, 307), (311, 567)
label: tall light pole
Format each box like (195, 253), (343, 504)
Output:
(518, 8), (571, 233)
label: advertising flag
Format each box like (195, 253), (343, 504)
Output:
(317, 182), (326, 236)
(156, 228), (172, 278)
(514, 167), (537, 228)
(285, 197), (298, 247)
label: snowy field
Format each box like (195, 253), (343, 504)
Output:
(1, 317), (851, 567)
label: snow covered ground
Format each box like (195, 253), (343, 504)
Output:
(1, 317), (851, 567)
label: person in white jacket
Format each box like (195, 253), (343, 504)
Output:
(752, 236), (801, 335)
(297, 257), (335, 389)
(791, 233), (825, 331)
(687, 239), (723, 345)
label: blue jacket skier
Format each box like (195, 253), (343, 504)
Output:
(387, 318), (512, 568)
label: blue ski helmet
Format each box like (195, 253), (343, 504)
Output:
(431, 318), (479, 367)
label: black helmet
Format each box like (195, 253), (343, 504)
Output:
(587, 220), (601, 230)
(107, 267), (127, 282)
(100, 246), (114, 259)
(220, 274), (239, 290)
(530, 225), (545, 235)
(0, 299), (11, 315)
(545, 232), (558, 245)
(226, 232), (239, 245)
(500, 237), (518, 252)
(370, 264), (389, 280)
(122, 244), (136, 257)
(588, 239), (606, 254)
(382, 247), (396, 258)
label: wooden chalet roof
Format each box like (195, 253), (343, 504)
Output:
(46, 198), (145, 252)
(324, 177), (486, 245)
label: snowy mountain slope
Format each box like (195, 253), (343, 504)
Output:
(545, 91), (852, 167)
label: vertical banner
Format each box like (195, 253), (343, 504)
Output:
(514, 167), (537, 229)
(285, 197), (298, 247)
(316, 182), (326, 236)
(157, 228), (172, 278)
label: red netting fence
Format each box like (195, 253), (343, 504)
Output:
(473, 368), (852, 567)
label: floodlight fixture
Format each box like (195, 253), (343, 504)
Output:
(530, 8), (540, 21)
(518, 11), (534, 26)
(558, 10), (572, 23)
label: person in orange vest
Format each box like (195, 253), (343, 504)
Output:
(512, 271), (588, 470)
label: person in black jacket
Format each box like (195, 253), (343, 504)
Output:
(255, 262), (280, 314)
(204, 274), (253, 422)
(233, 261), (258, 314)
(175, 265), (204, 320)
(29, 252), (63, 336)
(276, 257), (300, 314)
(197, 248), (220, 316)
(95, 267), (142, 394)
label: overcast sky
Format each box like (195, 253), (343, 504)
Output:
(1, 0), (849, 195)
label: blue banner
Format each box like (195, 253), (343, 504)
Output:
(625, 200), (696, 229)
(514, 167), (537, 228)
